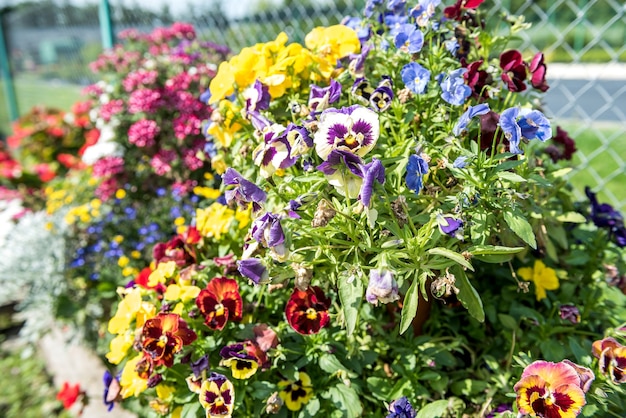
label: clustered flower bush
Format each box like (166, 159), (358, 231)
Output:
(2, 1), (626, 417)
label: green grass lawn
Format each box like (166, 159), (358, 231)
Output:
(0, 74), (83, 136)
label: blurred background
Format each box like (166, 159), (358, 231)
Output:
(0, 0), (625, 208)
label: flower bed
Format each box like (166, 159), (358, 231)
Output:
(2, 1), (626, 417)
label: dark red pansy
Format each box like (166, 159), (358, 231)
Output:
(196, 277), (243, 330)
(285, 286), (331, 335)
(463, 59), (492, 99)
(141, 313), (197, 367)
(544, 126), (577, 162)
(444, 0), (486, 20)
(500, 50), (527, 92)
(528, 52), (549, 92)
(153, 234), (196, 267)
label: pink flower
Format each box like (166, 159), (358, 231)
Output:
(95, 177), (121, 200)
(173, 114), (203, 140)
(123, 69), (159, 92)
(100, 99), (124, 122)
(128, 89), (164, 114)
(150, 149), (177, 175)
(92, 156), (125, 178)
(128, 119), (160, 148)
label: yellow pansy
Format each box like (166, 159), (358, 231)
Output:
(279, 372), (314, 411)
(210, 154), (228, 175)
(235, 206), (252, 230)
(120, 355), (148, 399)
(193, 186), (222, 200)
(518, 259), (560, 301)
(105, 333), (134, 365)
(107, 287), (156, 334)
(195, 203), (235, 240)
(171, 407), (183, 418)
(305, 25), (360, 64)
(164, 283), (201, 303)
(148, 260), (178, 287)
(208, 62), (236, 104)
(156, 384), (176, 400)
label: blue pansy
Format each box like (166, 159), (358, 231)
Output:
(518, 110), (552, 142)
(440, 68), (471, 105)
(406, 154), (429, 194)
(453, 103), (490, 136)
(401, 62), (430, 94)
(498, 107), (523, 154)
(394, 23), (424, 53)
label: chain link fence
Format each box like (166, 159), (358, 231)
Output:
(1, 0), (624, 208)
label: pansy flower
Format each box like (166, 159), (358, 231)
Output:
(463, 59), (492, 99)
(370, 77), (394, 112)
(406, 153), (429, 195)
(222, 168), (267, 212)
(545, 126), (577, 162)
(243, 79), (271, 114)
(410, 0), (441, 27)
(529, 52), (549, 92)
(444, 0), (486, 20)
(308, 79), (342, 113)
(278, 371), (314, 411)
(103, 371), (121, 412)
(366, 269), (400, 305)
(351, 77), (375, 105)
(196, 277), (243, 330)
(453, 103), (490, 136)
(517, 259), (559, 301)
(237, 257), (270, 285)
(317, 149), (365, 199)
(500, 49), (527, 92)
(401, 62), (430, 94)
(437, 214), (464, 239)
(314, 105), (380, 161)
(386, 396), (416, 418)
(585, 187), (626, 247)
(359, 158), (385, 207)
(514, 360), (587, 417)
(498, 107), (552, 155)
(219, 342), (261, 379)
(394, 23), (424, 54)
(199, 372), (235, 418)
(440, 68), (471, 105)
(153, 234), (196, 267)
(251, 211), (288, 261)
(592, 337), (626, 383)
(119, 355), (150, 399)
(285, 286), (331, 335)
(141, 313), (197, 367)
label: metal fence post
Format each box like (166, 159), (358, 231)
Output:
(0, 8), (19, 123)
(99, 0), (115, 50)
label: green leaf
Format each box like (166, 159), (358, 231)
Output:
(498, 313), (518, 330)
(427, 247), (474, 271)
(318, 354), (354, 377)
(399, 279), (420, 335)
(453, 267), (484, 322)
(180, 401), (201, 418)
(496, 171), (527, 183)
(415, 399), (450, 418)
(337, 272), (363, 336)
(551, 167), (573, 178)
(495, 159), (525, 172)
(299, 398), (321, 418)
(468, 245), (525, 255)
(503, 210), (537, 249)
(325, 384), (363, 418)
(555, 212), (587, 223)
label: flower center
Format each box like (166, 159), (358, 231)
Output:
(214, 303), (225, 317)
(305, 307), (318, 320)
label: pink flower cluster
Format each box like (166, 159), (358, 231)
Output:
(128, 89), (164, 114)
(100, 99), (124, 122)
(123, 69), (159, 92)
(128, 120), (160, 148)
(93, 156), (125, 178)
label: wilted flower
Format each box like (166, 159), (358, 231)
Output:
(237, 257), (269, 284)
(366, 268), (400, 305)
(222, 168), (267, 212)
(559, 304), (581, 324)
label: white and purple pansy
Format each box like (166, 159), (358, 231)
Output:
(284, 123), (313, 158)
(250, 211), (288, 261)
(308, 79), (342, 114)
(222, 168), (267, 212)
(252, 124), (292, 177)
(370, 77), (394, 112)
(243, 79), (271, 115)
(317, 149), (365, 198)
(314, 105), (380, 161)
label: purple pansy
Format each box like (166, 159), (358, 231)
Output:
(222, 168), (267, 212)
(437, 214), (464, 239)
(348, 43), (373, 77)
(453, 103), (490, 136)
(314, 105), (380, 160)
(284, 123), (313, 158)
(370, 77), (394, 112)
(243, 80), (271, 114)
(237, 258), (269, 285)
(366, 269), (400, 305)
(309, 79), (342, 114)
(341, 16), (372, 43)
(386, 396), (416, 418)
(559, 304), (581, 324)
(252, 124), (295, 177)
(440, 68), (471, 105)
(359, 158), (385, 207)
(394, 23), (424, 54)
(586, 187), (626, 247)
(406, 153), (429, 194)
(317, 149), (365, 198)
(401, 62), (430, 94)
(190, 355), (210, 378)
(103, 370), (120, 412)
(251, 212), (285, 246)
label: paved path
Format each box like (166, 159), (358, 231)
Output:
(39, 326), (136, 418)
